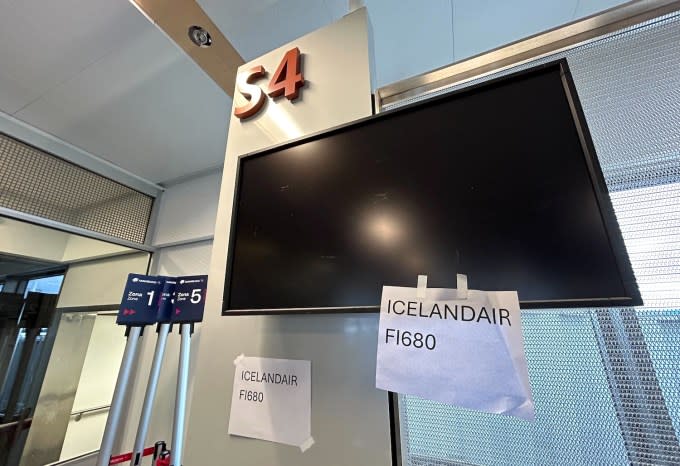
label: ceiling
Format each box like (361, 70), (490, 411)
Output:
(0, 0), (626, 184)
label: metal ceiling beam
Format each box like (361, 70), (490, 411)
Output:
(376, 0), (680, 107)
(130, 0), (245, 97)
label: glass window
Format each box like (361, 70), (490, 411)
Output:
(23, 275), (65, 298)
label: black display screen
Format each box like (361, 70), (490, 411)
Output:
(224, 61), (641, 314)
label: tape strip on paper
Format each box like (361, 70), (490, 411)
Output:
(233, 353), (245, 366)
(416, 275), (428, 299)
(299, 436), (315, 452)
(457, 273), (468, 299)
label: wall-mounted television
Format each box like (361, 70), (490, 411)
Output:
(223, 60), (641, 315)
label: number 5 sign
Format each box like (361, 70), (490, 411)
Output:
(234, 47), (305, 120)
(173, 275), (209, 323)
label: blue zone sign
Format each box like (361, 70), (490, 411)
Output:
(116, 274), (208, 326)
(157, 277), (177, 323)
(173, 275), (208, 324)
(116, 274), (165, 326)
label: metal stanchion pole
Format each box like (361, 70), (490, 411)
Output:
(98, 326), (143, 466)
(170, 323), (192, 466)
(130, 323), (171, 466)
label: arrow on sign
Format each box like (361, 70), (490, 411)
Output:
(123, 309), (136, 316)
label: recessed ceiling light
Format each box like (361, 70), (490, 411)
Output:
(188, 25), (212, 48)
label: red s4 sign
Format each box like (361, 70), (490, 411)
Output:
(234, 47), (305, 120)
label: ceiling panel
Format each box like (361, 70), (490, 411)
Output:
(452, 0), (578, 61)
(14, 18), (231, 183)
(197, 0), (346, 61)
(324, 0), (353, 20)
(0, 69), (35, 116)
(574, 0), (630, 19)
(0, 0), (147, 114)
(365, 0), (454, 88)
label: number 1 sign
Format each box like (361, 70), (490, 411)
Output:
(116, 274), (165, 326)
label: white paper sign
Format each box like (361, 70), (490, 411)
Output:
(376, 285), (535, 420)
(228, 356), (312, 449)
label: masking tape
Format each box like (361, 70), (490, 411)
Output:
(457, 273), (468, 299)
(416, 274), (427, 299)
(299, 436), (315, 452)
(233, 353), (245, 366)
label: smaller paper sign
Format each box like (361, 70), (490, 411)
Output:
(172, 275), (208, 323)
(228, 356), (311, 448)
(116, 274), (165, 326)
(376, 286), (535, 420)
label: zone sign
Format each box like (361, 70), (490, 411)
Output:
(234, 47), (305, 120)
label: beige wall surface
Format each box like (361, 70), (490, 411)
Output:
(60, 315), (127, 460)
(61, 235), (131, 263)
(57, 252), (150, 308)
(183, 8), (391, 466)
(0, 216), (133, 264)
(0, 217), (69, 262)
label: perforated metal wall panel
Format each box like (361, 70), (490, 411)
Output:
(388, 11), (680, 466)
(0, 133), (153, 243)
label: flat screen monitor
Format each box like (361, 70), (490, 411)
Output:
(223, 60), (641, 314)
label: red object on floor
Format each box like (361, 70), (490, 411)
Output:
(109, 446), (155, 465)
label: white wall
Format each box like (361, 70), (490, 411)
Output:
(185, 9), (391, 466)
(151, 171), (222, 246)
(60, 315), (127, 460)
(116, 8), (391, 466)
